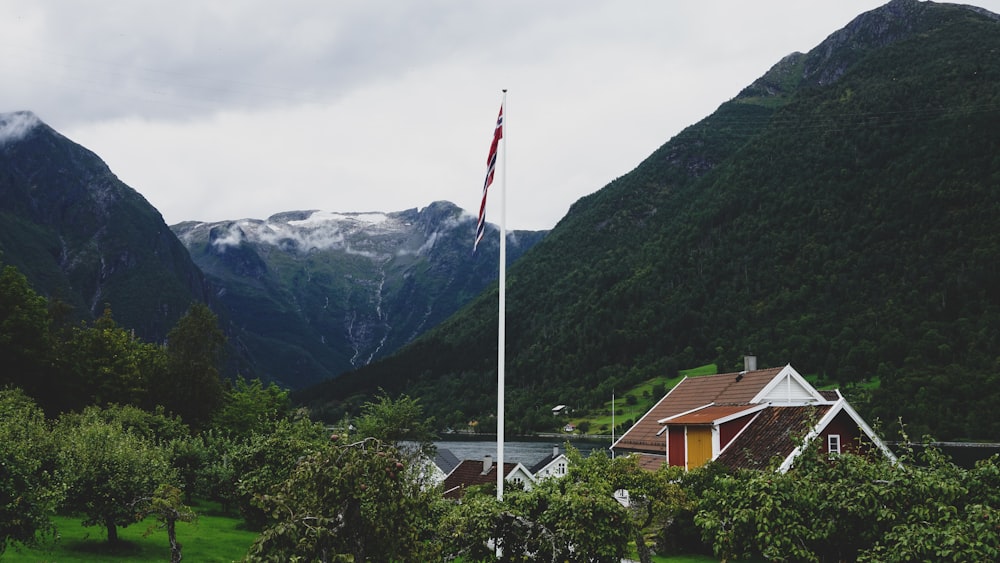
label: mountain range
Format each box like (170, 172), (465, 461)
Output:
(297, 0), (1000, 441)
(0, 113), (545, 389)
(2, 0), (999, 441)
(171, 205), (544, 388)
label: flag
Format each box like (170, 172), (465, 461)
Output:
(475, 104), (503, 252)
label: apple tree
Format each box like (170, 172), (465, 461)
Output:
(56, 410), (176, 543)
(0, 388), (62, 555)
(245, 436), (446, 562)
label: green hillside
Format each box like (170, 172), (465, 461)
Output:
(298, 1), (1000, 442)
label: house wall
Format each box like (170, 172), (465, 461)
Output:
(821, 410), (865, 454)
(720, 416), (753, 450)
(668, 429), (686, 468)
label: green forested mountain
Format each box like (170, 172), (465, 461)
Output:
(299, 0), (1000, 441)
(0, 111), (211, 342)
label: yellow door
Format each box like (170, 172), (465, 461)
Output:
(687, 426), (713, 469)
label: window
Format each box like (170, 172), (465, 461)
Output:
(827, 434), (841, 456)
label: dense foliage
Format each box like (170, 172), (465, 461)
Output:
(0, 388), (62, 556)
(695, 442), (1000, 562)
(301, 1), (1000, 441)
(0, 262), (230, 424)
(1, 355), (998, 561)
(246, 437), (446, 562)
(440, 448), (686, 563)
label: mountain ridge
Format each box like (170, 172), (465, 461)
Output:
(0, 110), (211, 342)
(172, 201), (546, 388)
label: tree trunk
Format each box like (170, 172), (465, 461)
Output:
(634, 528), (653, 563)
(105, 518), (119, 543)
(167, 519), (183, 563)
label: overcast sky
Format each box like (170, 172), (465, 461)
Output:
(2, 1), (998, 231)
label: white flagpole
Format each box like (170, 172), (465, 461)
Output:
(497, 89), (507, 502)
(612, 389), (615, 458)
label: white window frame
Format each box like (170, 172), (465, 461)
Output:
(827, 434), (841, 456)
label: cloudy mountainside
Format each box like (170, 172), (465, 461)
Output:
(172, 203), (546, 388)
(0, 111), (210, 341)
(301, 0), (1000, 441)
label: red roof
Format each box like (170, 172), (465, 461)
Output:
(614, 367), (782, 454)
(662, 404), (760, 425)
(714, 405), (831, 470)
(442, 459), (520, 499)
(633, 453), (667, 471)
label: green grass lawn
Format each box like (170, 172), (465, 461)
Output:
(5, 503), (722, 562)
(574, 364), (717, 434)
(4, 501), (257, 562)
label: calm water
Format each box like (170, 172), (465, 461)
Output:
(434, 437), (611, 466)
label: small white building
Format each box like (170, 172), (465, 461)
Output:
(530, 445), (571, 480)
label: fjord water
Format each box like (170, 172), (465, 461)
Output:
(435, 438), (610, 466)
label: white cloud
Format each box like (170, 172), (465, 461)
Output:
(209, 223), (245, 249)
(0, 112), (40, 144)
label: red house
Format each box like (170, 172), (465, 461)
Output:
(612, 360), (894, 472)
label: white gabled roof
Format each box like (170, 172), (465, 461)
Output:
(751, 364), (828, 404)
(777, 397), (898, 473)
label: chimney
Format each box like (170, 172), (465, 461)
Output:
(744, 355), (757, 372)
(552, 445), (559, 458)
(482, 455), (493, 475)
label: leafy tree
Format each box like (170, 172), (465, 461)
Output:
(246, 436), (445, 563)
(228, 415), (329, 529)
(140, 484), (196, 563)
(192, 429), (241, 513)
(211, 376), (291, 439)
(694, 439), (1000, 562)
(858, 451), (1000, 562)
(0, 264), (54, 404)
(0, 388), (62, 555)
(59, 402), (190, 444)
(153, 303), (226, 429)
(442, 473), (630, 562)
(442, 447), (685, 563)
(351, 392), (437, 460)
(56, 410), (176, 543)
(54, 307), (165, 410)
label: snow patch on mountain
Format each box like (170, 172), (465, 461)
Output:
(183, 206), (469, 258)
(288, 210), (389, 227)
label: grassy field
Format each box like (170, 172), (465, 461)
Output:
(570, 364), (717, 435)
(5, 503), (721, 562)
(4, 501), (257, 562)
(566, 362), (880, 437)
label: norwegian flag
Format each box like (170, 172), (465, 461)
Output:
(475, 105), (503, 252)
